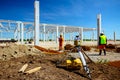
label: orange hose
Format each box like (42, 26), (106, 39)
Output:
(108, 61), (120, 68)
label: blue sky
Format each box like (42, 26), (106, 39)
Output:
(0, 0), (120, 39)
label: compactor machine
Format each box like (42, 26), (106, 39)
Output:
(56, 47), (92, 79)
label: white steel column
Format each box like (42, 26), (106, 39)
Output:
(43, 24), (46, 42)
(52, 32), (54, 41)
(26, 32), (27, 41)
(14, 30), (16, 40)
(32, 30), (34, 41)
(40, 32), (42, 41)
(92, 31), (94, 41)
(80, 27), (83, 42)
(17, 22), (20, 43)
(97, 14), (101, 45)
(0, 32), (1, 38)
(29, 32), (30, 41)
(72, 32), (74, 41)
(63, 26), (65, 40)
(21, 23), (24, 44)
(114, 32), (116, 42)
(69, 33), (71, 41)
(56, 26), (58, 43)
(34, 0), (40, 45)
(47, 31), (49, 41)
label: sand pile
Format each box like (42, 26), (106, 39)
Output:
(0, 44), (36, 60)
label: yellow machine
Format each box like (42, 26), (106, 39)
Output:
(66, 58), (83, 69)
(56, 47), (92, 79)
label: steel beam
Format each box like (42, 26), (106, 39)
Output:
(56, 26), (58, 43)
(21, 22), (24, 44)
(97, 14), (101, 45)
(34, 0), (40, 45)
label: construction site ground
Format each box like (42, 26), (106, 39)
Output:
(0, 41), (120, 80)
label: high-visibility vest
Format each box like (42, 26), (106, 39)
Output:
(74, 37), (80, 46)
(100, 35), (107, 44)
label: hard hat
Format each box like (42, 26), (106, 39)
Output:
(100, 32), (104, 35)
(76, 35), (79, 37)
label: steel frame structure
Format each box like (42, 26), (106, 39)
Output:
(0, 19), (96, 44)
(0, 0), (97, 45)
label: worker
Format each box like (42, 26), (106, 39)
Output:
(74, 35), (80, 47)
(59, 34), (64, 51)
(99, 32), (107, 55)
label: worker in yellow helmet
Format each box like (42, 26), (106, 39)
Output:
(99, 32), (107, 55)
(74, 35), (80, 47)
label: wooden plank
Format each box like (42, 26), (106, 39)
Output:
(19, 64), (28, 73)
(25, 67), (41, 74)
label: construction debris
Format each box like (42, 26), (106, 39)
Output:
(116, 46), (120, 53)
(25, 67), (41, 74)
(18, 64), (28, 73)
(81, 46), (91, 51)
(64, 44), (74, 50)
(106, 44), (116, 49)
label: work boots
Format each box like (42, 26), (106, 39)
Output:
(99, 49), (106, 56)
(103, 49), (106, 56)
(99, 50), (102, 55)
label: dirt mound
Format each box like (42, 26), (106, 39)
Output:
(64, 44), (91, 52)
(64, 44), (74, 50)
(106, 44), (116, 49)
(0, 44), (35, 60)
(116, 46), (120, 53)
(0, 44), (120, 80)
(81, 46), (91, 51)
(0, 54), (119, 80)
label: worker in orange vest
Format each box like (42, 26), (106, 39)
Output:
(59, 34), (64, 51)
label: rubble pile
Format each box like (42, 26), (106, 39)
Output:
(81, 46), (91, 51)
(64, 44), (74, 50)
(116, 46), (120, 53)
(64, 44), (91, 52)
(106, 44), (116, 49)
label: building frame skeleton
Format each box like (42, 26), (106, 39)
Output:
(0, 1), (97, 45)
(0, 19), (96, 45)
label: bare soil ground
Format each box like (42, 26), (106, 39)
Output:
(0, 43), (120, 80)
